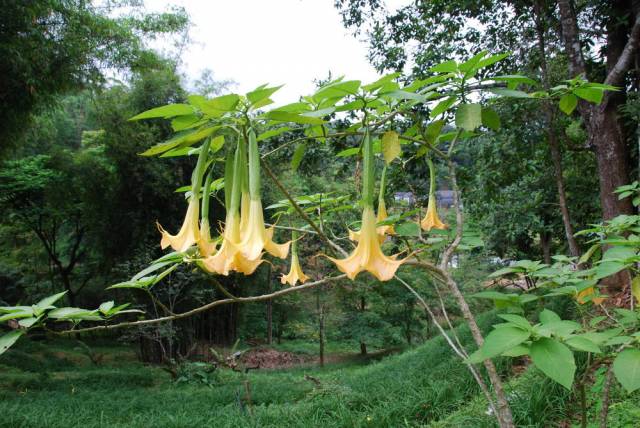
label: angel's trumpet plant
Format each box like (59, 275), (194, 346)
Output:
(239, 129), (291, 260)
(329, 129), (405, 281)
(198, 169), (217, 257)
(202, 141), (263, 275)
(158, 137), (210, 252)
(349, 165), (394, 244)
(280, 231), (309, 286)
(420, 157), (448, 231)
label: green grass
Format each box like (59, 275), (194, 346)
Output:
(0, 313), (585, 428)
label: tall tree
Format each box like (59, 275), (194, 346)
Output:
(0, 0), (188, 153)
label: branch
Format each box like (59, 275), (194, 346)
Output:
(262, 160), (349, 257)
(58, 274), (346, 335)
(604, 12), (640, 88)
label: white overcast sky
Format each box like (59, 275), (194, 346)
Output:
(144, 0), (411, 105)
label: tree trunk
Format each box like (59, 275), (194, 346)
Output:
(360, 341), (367, 355)
(540, 231), (552, 264)
(557, 0), (635, 222)
(534, 0), (581, 256)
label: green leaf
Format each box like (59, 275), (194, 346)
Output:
(256, 127), (292, 142)
(196, 94), (240, 117)
(574, 87), (603, 104)
(613, 348), (640, 392)
(99, 301), (115, 315)
(291, 143), (306, 172)
(0, 330), (24, 356)
(530, 338), (576, 389)
(539, 309), (561, 324)
(502, 344), (529, 357)
(565, 336), (601, 354)
(429, 60), (458, 73)
(430, 96), (456, 118)
(140, 126), (218, 157)
(35, 291), (68, 310)
(314, 80), (361, 101)
(48, 307), (102, 321)
(476, 52), (510, 69)
(336, 147), (360, 157)
(478, 325), (530, 360)
(265, 110), (325, 125)
(395, 222), (420, 236)
(559, 94), (578, 115)
(247, 85), (283, 106)
(481, 107), (501, 130)
(382, 131), (401, 164)
(594, 261), (626, 280)
(497, 314), (531, 330)
(455, 103), (482, 131)
(424, 120), (445, 144)
(129, 104), (194, 121)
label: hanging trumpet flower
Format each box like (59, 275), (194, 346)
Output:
(202, 139), (263, 275)
(349, 165), (395, 244)
(158, 137), (211, 252)
(420, 157), (448, 231)
(198, 168), (217, 257)
(329, 129), (405, 281)
(239, 129), (291, 260)
(281, 231), (309, 286)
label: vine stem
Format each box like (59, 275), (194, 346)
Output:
(57, 275), (346, 335)
(394, 275), (498, 417)
(262, 160), (348, 257)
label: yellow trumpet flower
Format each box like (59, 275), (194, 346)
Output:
(281, 252), (309, 286)
(158, 197), (201, 252)
(158, 136), (211, 253)
(349, 198), (394, 244)
(238, 129), (290, 261)
(329, 131), (404, 281)
(241, 199), (290, 260)
(198, 218), (217, 257)
(350, 165), (394, 243)
(420, 157), (448, 232)
(420, 194), (448, 231)
(202, 212), (263, 275)
(201, 136), (263, 276)
(331, 206), (404, 281)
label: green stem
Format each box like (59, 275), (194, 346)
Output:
(247, 129), (261, 200)
(191, 137), (212, 201)
(224, 145), (234, 209)
(361, 128), (375, 207)
(291, 230), (298, 255)
(229, 140), (244, 215)
(427, 157), (436, 199)
(378, 165), (387, 207)
(201, 167), (214, 220)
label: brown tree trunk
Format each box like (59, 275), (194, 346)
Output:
(534, 0), (581, 256)
(540, 231), (552, 264)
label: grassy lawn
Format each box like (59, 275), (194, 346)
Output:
(3, 312), (635, 428)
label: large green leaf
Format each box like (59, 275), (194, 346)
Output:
(429, 60), (458, 73)
(530, 338), (576, 389)
(0, 330), (24, 355)
(35, 291), (68, 311)
(613, 348), (640, 392)
(314, 80), (360, 101)
(558, 94), (578, 115)
(481, 107), (501, 130)
(265, 111), (325, 125)
(477, 325), (530, 360)
(455, 103), (482, 131)
(291, 143), (306, 172)
(430, 96), (456, 118)
(574, 87), (603, 104)
(247, 85), (283, 106)
(129, 104), (194, 121)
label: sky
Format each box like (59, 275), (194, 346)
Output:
(145, 0), (411, 105)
